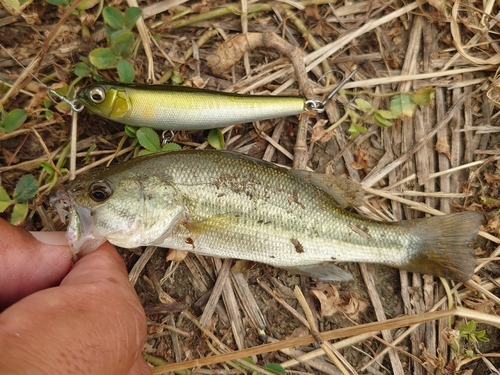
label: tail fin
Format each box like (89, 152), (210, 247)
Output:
(399, 212), (483, 282)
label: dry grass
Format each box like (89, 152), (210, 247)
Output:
(1, 0), (500, 374)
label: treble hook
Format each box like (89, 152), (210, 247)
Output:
(305, 69), (357, 114)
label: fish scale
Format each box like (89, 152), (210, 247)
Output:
(54, 150), (483, 282)
(158, 151), (411, 266)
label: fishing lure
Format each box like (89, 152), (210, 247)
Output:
(77, 71), (356, 131)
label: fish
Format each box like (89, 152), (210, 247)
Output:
(53, 150), (483, 282)
(77, 83), (308, 131)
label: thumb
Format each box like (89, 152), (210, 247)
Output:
(0, 219), (73, 308)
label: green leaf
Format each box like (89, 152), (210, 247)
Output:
(124, 124), (138, 137)
(13, 174), (38, 203)
(0, 187), (11, 213)
(75, 62), (92, 77)
(110, 30), (134, 58)
(476, 330), (489, 343)
(466, 320), (476, 333)
(104, 24), (117, 41)
(76, 0), (99, 11)
(348, 123), (367, 138)
(207, 128), (224, 150)
(411, 86), (435, 106)
(136, 127), (160, 151)
(39, 161), (55, 175)
(10, 202), (28, 225)
(263, 363), (287, 374)
(84, 144), (97, 164)
(2, 108), (27, 133)
(161, 142), (182, 152)
(171, 71), (184, 85)
(124, 7), (142, 30)
(375, 109), (395, 119)
(45, 0), (69, 4)
(89, 48), (118, 69)
(103, 6), (124, 30)
(117, 59), (135, 83)
(390, 93), (416, 118)
(374, 111), (393, 128)
(354, 98), (373, 112)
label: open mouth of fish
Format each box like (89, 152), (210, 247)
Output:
(51, 190), (106, 259)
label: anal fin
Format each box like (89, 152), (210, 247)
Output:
(284, 263), (353, 281)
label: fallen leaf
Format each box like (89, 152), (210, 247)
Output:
(435, 136), (451, 159)
(462, 296), (495, 314)
(351, 148), (370, 170)
(420, 343), (445, 370)
(310, 284), (367, 320)
(310, 119), (334, 143)
(304, 4), (321, 20)
(166, 249), (188, 262)
(310, 284), (341, 317)
(484, 172), (500, 184)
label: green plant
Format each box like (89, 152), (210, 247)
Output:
(0, 107), (27, 135)
(125, 126), (182, 155)
(76, 6), (142, 83)
(317, 86), (436, 139)
(0, 175), (39, 225)
(207, 128), (224, 150)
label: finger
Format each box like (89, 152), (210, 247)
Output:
(0, 218), (73, 308)
(0, 243), (147, 375)
(61, 241), (129, 287)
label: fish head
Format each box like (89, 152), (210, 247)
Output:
(52, 163), (185, 257)
(77, 84), (131, 120)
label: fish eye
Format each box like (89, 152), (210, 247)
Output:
(89, 86), (106, 104)
(88, 180), (112, 202)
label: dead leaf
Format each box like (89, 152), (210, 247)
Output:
(310, 119), (334, 143)
(484, 172), (500, 184)
(304, 4), (321, 20)
(435, 136), (451, 159)
(485, 218), (500, 234)
(426, 0), (447, 17)
(166, 249), (188, 262)
(231, 260), (255, 274)
(351, 148), (370, 170)
(310, 284), (367, 320)
(462, 296), (495, 314)
(310, 284), (341, 317)
(420, 343), (445, 370)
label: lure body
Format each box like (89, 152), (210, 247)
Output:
(77, 83), (307, 130)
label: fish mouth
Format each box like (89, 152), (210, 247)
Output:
(51, 190), (106, 259)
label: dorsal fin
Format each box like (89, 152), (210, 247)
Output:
(290, 170), (364, 208)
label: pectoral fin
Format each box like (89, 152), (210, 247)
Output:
(284, 263), (353, 281)
(290, 170), (364, 208)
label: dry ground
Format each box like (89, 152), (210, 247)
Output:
(1, 0), (500, 374)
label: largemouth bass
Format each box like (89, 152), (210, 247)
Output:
(53, 150), (482, 282)
(77, 83), (309, 131)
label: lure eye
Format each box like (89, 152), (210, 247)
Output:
(88, 180), (112, 202)
(89, 86), (106, 104)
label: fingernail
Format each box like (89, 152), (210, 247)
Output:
(30, 231), (69, 246)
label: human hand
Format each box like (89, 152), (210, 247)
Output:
(0, 218), (151, 375)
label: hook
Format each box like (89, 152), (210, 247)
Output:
(305, 69), (357, 113)
(161, 130), (175, 146)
